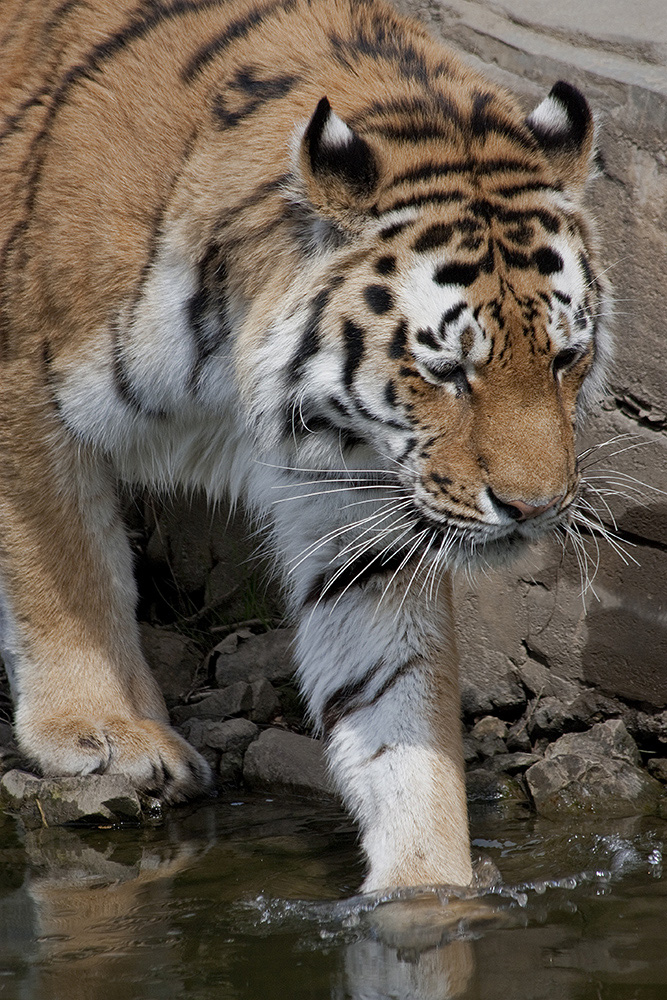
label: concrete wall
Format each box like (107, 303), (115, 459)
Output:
(139, 1), (667, 710)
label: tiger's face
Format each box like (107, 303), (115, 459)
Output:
(287, 85), (610, 566)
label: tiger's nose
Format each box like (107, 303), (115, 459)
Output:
(489, 491), (562, 521)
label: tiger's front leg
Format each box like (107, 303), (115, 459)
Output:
(0, 373), (210, 801)
(294, 568), (472, 892)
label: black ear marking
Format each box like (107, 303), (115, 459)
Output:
(526, 81), (593, 153)
(304, 96), (379, 196)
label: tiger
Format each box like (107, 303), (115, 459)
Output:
(0, 0), (610, 892)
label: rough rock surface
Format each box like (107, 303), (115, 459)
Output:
(525, 720), (664, 819)
(214, 629), (295, 687)
(243, 729), (333, 799)
(0, 770), (160, 830)
(139, 624), (202, 704)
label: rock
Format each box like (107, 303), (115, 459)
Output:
(517, 659), (581, 702)
(487, 753), (542, 775)
(460, 669), (526, 718)
(506, 721), (532, 753)
(243, 729), (333, 799)
(0, 770), (155, 830)
(468, 716), (508, 758)
(647, 758), (667, 783)
(462, 735), (480, 765)
(249, 679), (280, 724)
(179, 718), (259, 782)
(526, 720), (663, 819)
(139, 624), (202, 704)
(171, 683), (252, 725)
(465, 767), (528, 805)
(526, 696), (577, 741)
(214, 629), (295, 687)
(627, 709), (667, 752)
(180, 717), (258, 754)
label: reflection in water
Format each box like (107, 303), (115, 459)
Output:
(0, 799), (665, 999)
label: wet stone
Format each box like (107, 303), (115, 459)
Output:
(526, 720), (663, 820)
(0, 770), (149, 830)
(465, 767), (528, 805)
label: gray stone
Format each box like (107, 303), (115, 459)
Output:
(526, 696), (576, 741)
(171, 683), (252, 725)
(139, 624), (202, 704)
(648, 758), (667, 783)
(506, 721), (532, 753)
(468, 716), (508, 758)
(465, 768), (528, 805)
(243, 729), (333, 799)
(179, 717), (258, 754)
(460, 666), (526, 718)
(462, 735), (480, 766)
(249, 679), (280, 724)
(0, 770), (146, 830)
(526, 720), (663, 819)
(214, 629), (295, 687)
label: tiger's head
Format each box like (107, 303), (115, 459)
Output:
(279, 79), (611, 567)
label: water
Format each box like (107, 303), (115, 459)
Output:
(0, 793), (664, 999)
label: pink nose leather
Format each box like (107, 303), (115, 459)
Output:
(506, 496), (561, 520)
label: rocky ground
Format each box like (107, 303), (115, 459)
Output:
(1, 621), (666, 831)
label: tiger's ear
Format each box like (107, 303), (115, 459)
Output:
(299, 97), (380, 210)
(526, 82), (597, 196)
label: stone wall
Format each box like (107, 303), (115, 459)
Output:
(134, 0), (667, 711)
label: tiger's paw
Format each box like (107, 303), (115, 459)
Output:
(16, 715), (212, 804)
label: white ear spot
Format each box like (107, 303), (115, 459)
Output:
(320, 110), (355, 149)
(527, 95), (571, 139)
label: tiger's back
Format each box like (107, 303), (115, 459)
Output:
(0, 0), (609, 892)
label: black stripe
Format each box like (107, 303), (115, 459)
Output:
(322, 655), (417, 734)
(378, 190), (466, 215)
(214, 174), (290, 234)
(183, 0), (297, 82)
(412, 223), (453, 253)
(112, 326), (167, 418)
(553, 290), (571, 306)
(365, 121), (451, 143)
(289, 286), (330, 382)
(435, 261), (479, 287)
(469, 91), (538, 150)
(187, 244), (231, 392)
(493, 180), (557, 198)
(375, 255), (396, 275)
(441, 302), (466, 327)
(416, 328), (440, 350)
(342, 318), (365, 388)
(390, 156), (540, 188)
(379, 221), (409, 240)
(363, 284), (393, 314)
(212, 67), (300, 129)
(388, 320), (408, 359)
